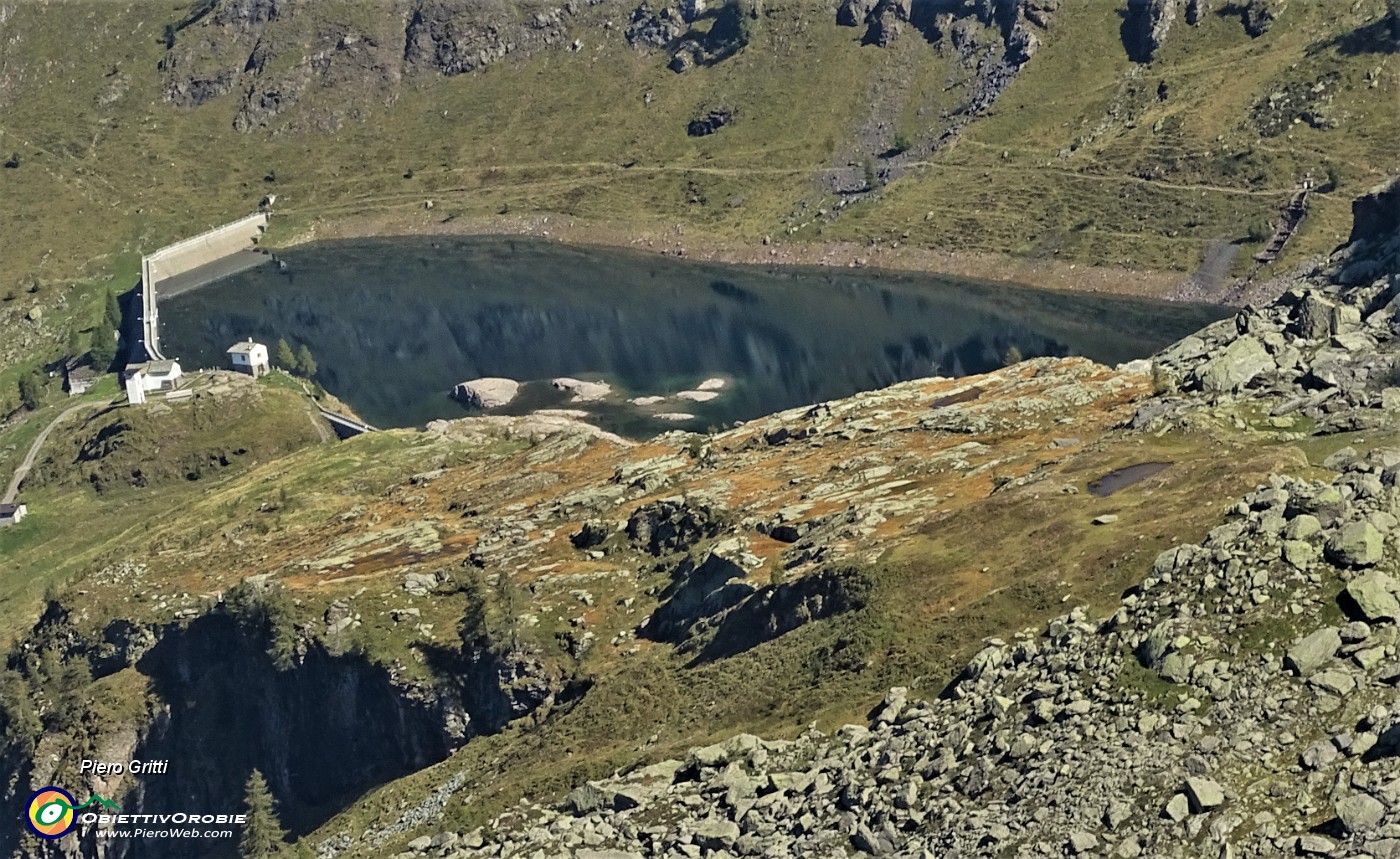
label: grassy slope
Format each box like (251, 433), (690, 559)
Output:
(824, 1), (1400, 270)
(0, 379), (324, 640)
(1, 1), (1397, 383)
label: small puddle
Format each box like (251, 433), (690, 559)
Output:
(1087, 461), (1174, 497)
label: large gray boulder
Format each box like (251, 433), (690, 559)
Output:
(1196, 336), (1273, 393)
(452, 377), (520, 409)
(1293, 293), (1334, 340)
(1345, 571), (1400, 621)
(1326, 521), (1384, 568)
(691, 819), (740, 850)
(1336, 793), (1385, 833)
(1285, 627), (1341, 676)
(1184, 777), (1225, 812)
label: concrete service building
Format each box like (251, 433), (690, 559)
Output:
(227, 339), (271, 377)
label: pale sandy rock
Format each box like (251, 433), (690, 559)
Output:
(677, 390), (719, 402)
(553, 377), (613, 401)
(452, 377), (519, 409)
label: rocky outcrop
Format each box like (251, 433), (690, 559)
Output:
(952, 0), (1062, 114)
(641, 551), (756, 643)
(405, 1), (571, 76)
(1123, 0), (1179, 63)
(837, 0), (913, 46)
(625, 498), (720, 556)
(624, 2), (684, 48)
(866, 0), (912, 46)
(697, 564), (874, 660)
(1243, 0), (1282, 37)
(1351, 177), (1400, 250)
(451, 377), (519, 409)
(1148, 267), (1400, 433)
(157, 0), (582, 131)
(1185, 0), (1208, 25)
(687, 105), (735, 136)
(836, 0), (878, 28)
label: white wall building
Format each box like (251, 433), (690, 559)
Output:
(227, 339), (271, 377)
(0, 503), (27, 526)
(141, 360), (182, 391)
(123, 360), (182, 404)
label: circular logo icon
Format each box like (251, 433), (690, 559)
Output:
(26, 787), (77, 839)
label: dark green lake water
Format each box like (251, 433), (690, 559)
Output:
(158, 237), (1227, 436)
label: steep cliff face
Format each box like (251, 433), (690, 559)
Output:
(125, 616), (462, 849)
(1350, 177), (1400, 251)
(1122, 0), (1177, 63)
(1, 595), (563, 859)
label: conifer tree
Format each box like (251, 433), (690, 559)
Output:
(240, 769), (285, 859)
(103, 289), (121, 332)
(90, 329), (117, 371)
(275, 339), (296, 371)
(18, 371), (44, 411)
(294, 344), (317, 378)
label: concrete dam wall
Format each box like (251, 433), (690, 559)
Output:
(139, 213), (269, 360)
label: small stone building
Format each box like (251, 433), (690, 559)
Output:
(227, 339), (271, 377)
(0, 503), (27, 526)
(65, 361), (100, 396)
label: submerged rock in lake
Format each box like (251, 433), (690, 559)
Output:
(552, 377), (613, 402)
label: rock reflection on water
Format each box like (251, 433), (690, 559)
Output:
(159, 237), (1228, 436)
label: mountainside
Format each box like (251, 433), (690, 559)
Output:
(0, 179), (1396, 857)
(2, 0), (1399, 397)
(4, 2), (1400, 857)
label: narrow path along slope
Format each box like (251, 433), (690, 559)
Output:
(3, 404), (93, 505)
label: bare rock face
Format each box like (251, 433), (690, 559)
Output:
(837, 0), (911, 46)
(404, 1), (569, 76)
(1350, 177), (1400, 248)
(1185, 0), (1208, 25)
(1123, 0), (1179, 63)
(1243, 0), (1282, 37)
(836, 0), (879, 27)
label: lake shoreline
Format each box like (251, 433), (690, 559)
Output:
(270, 210), (1210, 304)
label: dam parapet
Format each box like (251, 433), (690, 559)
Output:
(139, 213), (270, 361)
